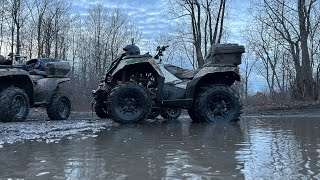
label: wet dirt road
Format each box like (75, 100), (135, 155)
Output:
(0, 114), (320, 179)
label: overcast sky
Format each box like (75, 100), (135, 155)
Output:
(69, 0), (251, 45)
(69, 0), (169, 42)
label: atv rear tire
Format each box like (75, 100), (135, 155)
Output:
(195, 84), (241, 123)
(107, 82), (151, 124)
(160, 108), (182, 120)
(148, 108), (161, 119)
(47, 92), (71, 120)
(0, 87), (29, 122)
(95, 103), (109, 118)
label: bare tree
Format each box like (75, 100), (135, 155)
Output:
(10, 0), (22, 55)
(0, 0), (5, 53)
(41, 0), (69, 58)
(166, 0), (228, 68)
(247, 0), (320, 100)
(240, 48), (257, 99)
(26, 0), (51, 57)
(297, 0), (316, 100)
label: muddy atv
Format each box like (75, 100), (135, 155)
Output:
(93, 43), (244, 124)
(0, 56), (71, 122)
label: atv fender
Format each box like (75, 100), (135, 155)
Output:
(33, 78), (70, 106)
(0, 67), (30, 77)
(193, 66), (240, 79)
(111, 57), (164, 78)
(0, 68), (35, 105)
(186, 66), (240, 98)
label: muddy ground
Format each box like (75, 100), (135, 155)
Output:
(1, 108), (320, 179)
(1, 107), (319, 147)
(0, 108), (190, 146)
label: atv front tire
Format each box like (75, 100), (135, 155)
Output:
(47, 92), (71, 120)
(107, 82), (151, 124)
(0, 87), (29, 122)
(195, 84), (241, 123)
(160, 108), (182, 120)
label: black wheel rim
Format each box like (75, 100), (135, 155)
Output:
(207, 94), (233, 120)
(58, 99), (69, 118)
(149, 109), (160, 117)
(166, 108), (180, 117)
(117, 93), (142, 119)
(12, 95), (27, 118)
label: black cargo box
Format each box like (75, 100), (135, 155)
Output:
(205, 44), (245, 66)
(26, 58), (71, 77)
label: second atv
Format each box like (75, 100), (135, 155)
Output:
(93, 43), (244, 124)
(0, 55), (71, 122)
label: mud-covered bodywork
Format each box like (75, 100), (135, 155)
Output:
(110, 55), (164, 80)
(93, 44), (245, 123)
(185, 65), (240, 99)
(0, 66), (30, 76)
(0, 59), (71, 106)
(26, 58), (71, 77)
(193, 66), (240, 79)
(26, 58), (71, 106)
(95, 44), (243, 104)
(0, 57), (71, 122)
(0, 67), (35, 105)
(32, 76), (70, 106)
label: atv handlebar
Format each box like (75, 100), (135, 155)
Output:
(155, 45), (169, 60)
(156, 45), (169, 52)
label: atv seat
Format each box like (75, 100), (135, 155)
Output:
(164, 64), (198, 80)
(123, 54), (152, 59)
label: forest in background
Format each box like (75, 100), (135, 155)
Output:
(0, 0), (319, 110)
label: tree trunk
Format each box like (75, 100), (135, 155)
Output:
(16, 24), (20, 55)
(193, 1), (204, 68)
(0, 0), (3, 53)
(11, 18), (14, 56)
(298, 0), (313, 100)
(54, 13), (59, 58)
(37, 18), (42, 57)
(290, 42), (304, 100)
(217, 0), (226, 43)
(212, 0), (223, 43)
(14, 0), (21, 56)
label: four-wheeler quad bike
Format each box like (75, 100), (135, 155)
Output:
(93, 43), (245, 124)
(0, 55), (71, 122)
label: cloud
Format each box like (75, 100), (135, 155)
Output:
(69, 0), (250, 46)
(69, 0), (168, 42)
(226, 0), (252, 45)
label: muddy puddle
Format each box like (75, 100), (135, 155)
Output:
(0, 116), (320, 179)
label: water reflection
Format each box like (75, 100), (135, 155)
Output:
(237, 117), (320, 179)
(0, 117), (320, 179)
(86, 121), (245, 179)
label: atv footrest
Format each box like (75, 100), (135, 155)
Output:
(162, 99), (193, 109)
